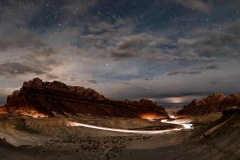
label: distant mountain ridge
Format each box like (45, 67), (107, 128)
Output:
(176, 93), (240, 117)
(4, 78), (169, 118)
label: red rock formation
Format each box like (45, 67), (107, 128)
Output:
(4, 78), (168, 118)
(176, 93), (240, 117)
(0, 106), (7, 114)
(220, 94), (240, 107)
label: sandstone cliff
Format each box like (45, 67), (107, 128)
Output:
(176, 93), (240, 117)
(4, 78), (168, 118)
(0, 106), (7, 115)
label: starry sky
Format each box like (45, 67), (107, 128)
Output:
(0, 0), (240, 105)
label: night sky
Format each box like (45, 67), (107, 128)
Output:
(0, 0), (240, 105)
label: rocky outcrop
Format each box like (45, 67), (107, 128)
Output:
(4, 78), (168, 118)
(0, 106), (7, 114)
(176, 93), (240, 117)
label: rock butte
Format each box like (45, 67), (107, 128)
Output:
(176, 93), (240, 117)
(4, 78), (169, 119)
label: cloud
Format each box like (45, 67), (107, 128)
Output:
(108, 33), (156, 59)
(0, 0), (239, 105)
(194, 65), (220, 70)
(0, 0), (50, 38)
(0, 28), (67, 79)
(176, 19), (240, 62)
(0, 50), (65, 79)
(0, 62), (44, 77)
(106, 27), (233, 63)
(122, 83), (131, 85)
(210, 81), (219, 85)
(141, 87), (149, 91)
(193, 26), (240, 49)
(166, 64), (220, 77)
(0, 29), (45, 51)
(0, 41), (7, 52)
(177, 0), (212, 13)
(68, 77), (76, 82)
(34, 47), (59, 57)
(167, 71), (201, 76)
(61, 0), (98, 22)
(107, 33), (179, 61)
(46, 74), (59, 80)
(22, 53), (64, 69)
(101, 62), (240, 101)
(88, 79), (98, 84)
(144, 78), (153, 81)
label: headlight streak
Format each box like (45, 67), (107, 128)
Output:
(161, 119), (194, 130)
(139, 113), (193, 130)
(66, 121), (182, 134)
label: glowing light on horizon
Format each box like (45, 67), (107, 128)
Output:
(163, 97), (184, 103)
(139, 113), (166, 121)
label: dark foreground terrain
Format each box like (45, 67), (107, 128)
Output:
(1, 79), (240, 159)
(0, 108), (240, 160)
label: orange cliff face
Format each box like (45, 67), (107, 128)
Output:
(0, 104), (48, 118)
(4, 78), (169, 119)
(0, 106), (7, 114)
(18, 110), (48, 118)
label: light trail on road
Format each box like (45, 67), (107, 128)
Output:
(161, 119), (193, 129)
(66, 121), (182, 134)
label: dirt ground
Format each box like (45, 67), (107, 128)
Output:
(0, 114), (240, 160)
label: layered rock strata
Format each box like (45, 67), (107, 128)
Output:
(176, 93), (240, 117)
(5, 78), (168, 118)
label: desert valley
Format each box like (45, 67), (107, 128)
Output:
(0, 78), (240, 160)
